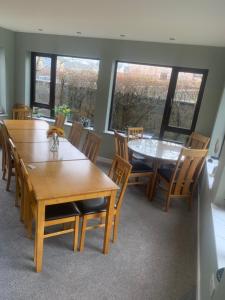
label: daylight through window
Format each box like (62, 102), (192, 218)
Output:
(31, 53), (100, 126)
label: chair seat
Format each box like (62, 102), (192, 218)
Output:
(158, 167), (174, 182)
(45, 202), (80, 221)
(131, 159), (153, 173)
(76, 198), (107, 214)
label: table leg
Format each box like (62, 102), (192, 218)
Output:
(103, 190), (116, 254)
(35, 201), (45, 272)
(149, 158), (159, 201)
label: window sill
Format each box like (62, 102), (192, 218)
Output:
(212, 204), (225, 268)
(103, 130), (153, 139)
(32, 116), (93, 130)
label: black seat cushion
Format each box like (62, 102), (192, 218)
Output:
(76, 198), (107, 214)
(45, 202), (80, 221)
(131, 159), (153, 173)
(158, 167), (174, 182)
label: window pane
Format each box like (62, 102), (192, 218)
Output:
(109, 62), (172, 137)
(55, 56), (100, 126)
(163, 131), (188, 144)
(35, 56), (51, 104)
(168, 72), (203, 129)
(32, 107), (51, 118)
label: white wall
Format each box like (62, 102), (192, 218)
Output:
(0, 27), (15, 113)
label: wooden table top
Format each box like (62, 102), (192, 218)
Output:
(15, 141), (87, 163)
(128, 138), (183, 161)
(27, 160), (118, 201)
(8, 129), (67, 143)
(4, 120), (49, 130)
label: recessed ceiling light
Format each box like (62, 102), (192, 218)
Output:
(38, 28), (43, 32)
(120, 34), (126, 38)
(76, 31), (82, 35)
(169, 37), (176, 41)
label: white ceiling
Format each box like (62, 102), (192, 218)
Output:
(0, 0), (225, 47)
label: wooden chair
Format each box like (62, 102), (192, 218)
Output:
(127, 127), (144, 141)
(8, 138), (24, 208)
(54, 113), (66, 129)
(68, 121), (83, 148)
(127, 127), (146, 161)
(76, 155), (132, 251)
(186, 132), (210, 149)
(114, 131), (153, 195)
(82, 131), (101, 163)
(1, 123), (15, 191)
(0, 121), (6, 173)
(12, 106), (32, 120)
(155, 148), (208, 212)
(19, 159), (80, 255)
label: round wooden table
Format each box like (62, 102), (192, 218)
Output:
(128, 138), (183, 199)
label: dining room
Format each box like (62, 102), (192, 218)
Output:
(1, 1), (225, 300)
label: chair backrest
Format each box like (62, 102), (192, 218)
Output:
(1, 123), (13, 170)
(108, 155), (132, 211)
(12, 107), (32, 120)
(127, 127), (144, 141)
(19, 159), (35, 205)
(82, 131), (101, 163)
(54, 113), (66, 129)
(0, 120), (6, 158)
(8, 138), (22, 178)
(114, 131), (129, 161)
(186, 132), (210, 149)
(169, 148), (208, 197)
(68, 121), (83, 147)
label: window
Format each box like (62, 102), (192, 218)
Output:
(109, 61), (208, 142)
(31, 53), (100, 125)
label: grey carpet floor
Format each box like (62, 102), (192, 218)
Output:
(0, 160), (197, 300)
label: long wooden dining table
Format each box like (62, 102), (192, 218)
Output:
(4, 119), (119, 272)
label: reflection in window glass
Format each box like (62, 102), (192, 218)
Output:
(55, 56), (100, 125)
(169, 72), (203, 129)
(35, 56), (51, 105)
(110, 62), (172, 137)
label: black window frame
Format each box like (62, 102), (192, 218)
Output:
(30, 52), (100, 120)
(108, 60), (208, 140)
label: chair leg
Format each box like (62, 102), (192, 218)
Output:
(188, 196), (193, 211)
(27, 208), (33, 239)
(2, 167), (6, 180)
(112, 215), (119, 243)
(164, 193), (170, 212)
(73, 216), (79, 251)
(6, 167), (12, 191)
(79, 216), (87, 252)
(15, 180), (20, 207)
(34, 226), (37, 263)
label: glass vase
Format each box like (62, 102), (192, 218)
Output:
(50, 133), (59, 152)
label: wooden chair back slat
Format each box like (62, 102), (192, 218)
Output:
(54, 114), (66, 129)
(12, 107), (32, 120)
(171, 148), (208, 196)
(68, 121), (83, 147)
(82, 131), (101, 163)
(127, 127), (144, 141)
(114, 131), (129, 161)
(1, 124), (12, 169)
(186, 132), (210, 149)
(108, 155), (132, 211)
